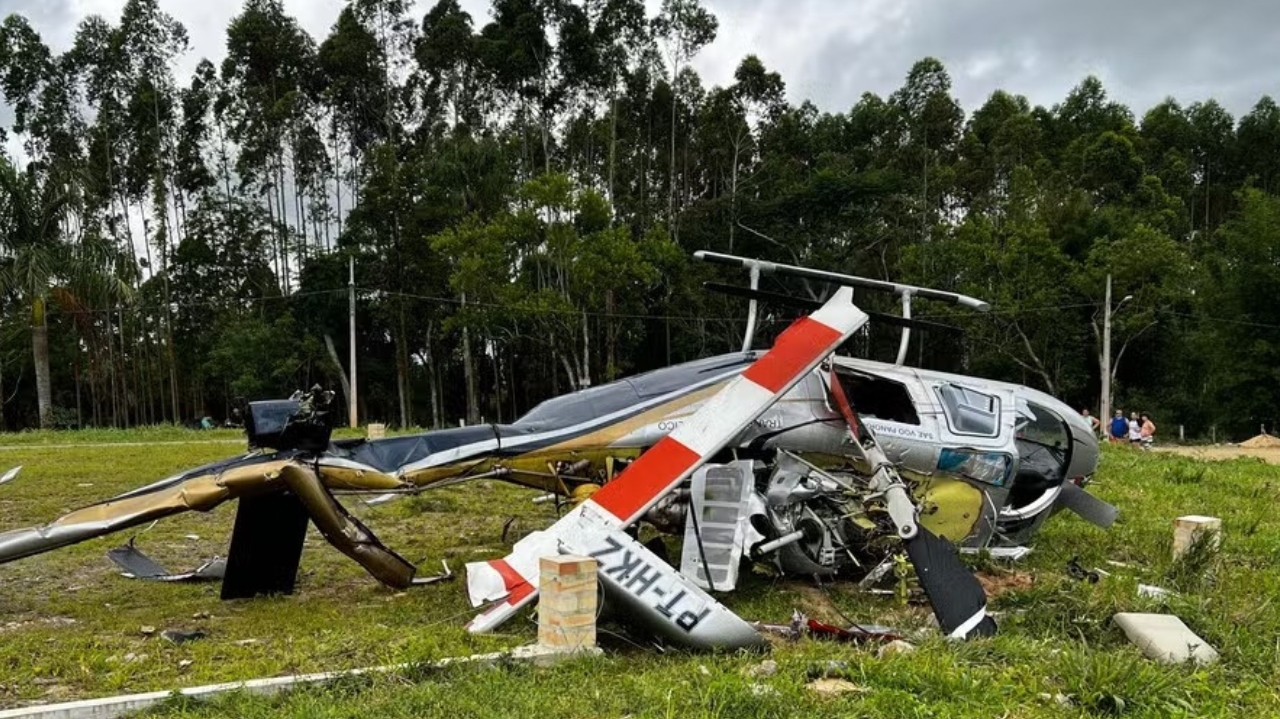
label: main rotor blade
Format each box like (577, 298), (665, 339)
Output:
(704, 282), (963, 335)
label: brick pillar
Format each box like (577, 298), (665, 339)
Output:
(1173, 515), (1221, 560)
(537, 555), (598, 651)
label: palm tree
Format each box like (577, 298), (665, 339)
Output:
(0, 156), (72, 428)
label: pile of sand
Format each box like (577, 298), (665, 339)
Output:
(1240, 433), (1280, 449)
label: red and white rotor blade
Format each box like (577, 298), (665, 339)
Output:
(466, 287), (867, 637)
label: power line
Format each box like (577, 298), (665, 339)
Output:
(1155, 308), (1280, 331)
(363, 288), (752, 323)
(45, 288), (347, 317)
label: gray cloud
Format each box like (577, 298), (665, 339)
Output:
(1, 0), (1277, 133)
(698, 0), (1280, 118)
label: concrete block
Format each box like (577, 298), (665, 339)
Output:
(366, 423), (386, 440)
(1173, 515), (1221, 560)
(538, 555), (597, 650)
(1114, 613), (1218, 665)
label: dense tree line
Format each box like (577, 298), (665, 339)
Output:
(2, 0), (1279, 439)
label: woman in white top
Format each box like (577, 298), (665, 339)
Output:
(1128, 412), (1143, 444)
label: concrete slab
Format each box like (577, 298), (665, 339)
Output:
(1114, 612), (1218, 665)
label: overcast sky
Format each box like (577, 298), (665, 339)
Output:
(2, 0), (1279, 149)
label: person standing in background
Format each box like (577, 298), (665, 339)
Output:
(1082, 408), (1101, 435)
(1128, 412), (1143, 445)
(1140, 413), (1156, 449)
(1109, 410), (1129, 443)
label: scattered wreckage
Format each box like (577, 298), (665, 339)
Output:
(0, 253), (1117, 649)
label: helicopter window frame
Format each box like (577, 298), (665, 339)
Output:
(1016, 402), (1071, 451)
(832, 369), (921, 426)
(934, 383), (1001, 438)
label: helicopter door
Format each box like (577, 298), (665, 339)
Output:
(933, 383), (1008, 440)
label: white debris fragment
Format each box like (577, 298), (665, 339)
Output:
(960, 545), (1033, 561)
(1137, 584), (1174, 600)
(1114, 613), (1218, 665)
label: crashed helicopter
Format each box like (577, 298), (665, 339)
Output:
(0, 252), (1117, 649)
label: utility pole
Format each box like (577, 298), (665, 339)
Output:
(1100, 273), (1133, 434)
(349, 255), (358, 428)
(1100, 273), (1112, 430)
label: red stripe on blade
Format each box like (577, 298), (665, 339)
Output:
(590, 437), (701, 522)
(742, 317), (843, 393)
(491, 559), (535, 602)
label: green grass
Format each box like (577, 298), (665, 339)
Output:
(0, 436), (1278, 717)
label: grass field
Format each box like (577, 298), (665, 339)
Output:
(0, 431), (1278, 717)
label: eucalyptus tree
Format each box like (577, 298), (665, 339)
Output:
(652, 0), (716, 235)
(222, 0), (318, 292)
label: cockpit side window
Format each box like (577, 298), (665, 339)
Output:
(935, 383), (1000, 437)
(836, 371), (921, 425)
(1017, 402), (1070, 449)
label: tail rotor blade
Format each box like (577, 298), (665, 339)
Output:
(905, 527), (997, 640)
(1056, 480), (1119, 528)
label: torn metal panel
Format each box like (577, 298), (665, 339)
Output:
(0, 466), (20, 486)
(679, 461), (756, 592)
(107, 538), (225, 582)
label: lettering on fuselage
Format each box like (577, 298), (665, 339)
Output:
(656, 416), (781, 433)
(864, 420), (937, 442)
(587, 534), (710, 632)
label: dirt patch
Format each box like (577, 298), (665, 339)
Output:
(1241, 434), (1280, 449)
(1156, 446), (1280, 464)
(977, 570), (1035, 598)
(788, 582), (845, 622)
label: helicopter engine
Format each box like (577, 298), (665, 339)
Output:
(641, 451), (896, 588)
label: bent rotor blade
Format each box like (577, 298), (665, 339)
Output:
(905, 527), (997, 639)
(827, 367), (994, 639)
(1056, 480), (1119, 528)
(465, 287), (869, 647)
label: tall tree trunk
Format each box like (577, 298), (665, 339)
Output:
(396, 298), (410, 428)
(490, 340), (501, 423)
(605, 290), (616, 380)
(323, 333), (352, 410)
(461, 293), (479, 424)
(608, 89), (618, 210)
(106, 311), (119, 427)
(425, 321), (440, 429)
(668, 65), (678, 232)
(31, 297), (52, 429)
